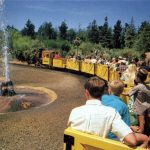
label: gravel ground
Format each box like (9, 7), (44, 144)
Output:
(0, 64), (86, 150)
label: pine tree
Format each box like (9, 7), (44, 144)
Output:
(113, 20), (122, 48)
(59, 21), (68, 40)
(99, 17), (113, 48)
(87, 19), (99, 43)
(38, 22), (57, 39)
(67, 28), (76, 42)
(135, 21), (150, 53)
(21, 19), (35, 39)
(124, 17), (136, 48)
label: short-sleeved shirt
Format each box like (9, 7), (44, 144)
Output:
(128, 83), (150, 115)
(102, 95), (130, 140)
(68, 100), (132, 141)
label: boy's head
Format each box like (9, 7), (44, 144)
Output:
(84, 77), (106, 99)
(135, 68), (148, 83)
(108, 80), (125, 96)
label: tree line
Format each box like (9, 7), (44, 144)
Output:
(5, 16), (150, 62)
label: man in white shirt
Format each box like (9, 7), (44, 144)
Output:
(68, 77), (139, 146)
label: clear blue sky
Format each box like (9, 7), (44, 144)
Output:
(5, 0), (150, 31)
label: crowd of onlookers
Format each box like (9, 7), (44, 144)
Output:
(67, 54), (150, 148)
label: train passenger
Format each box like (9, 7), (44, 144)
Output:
(54, 52), (61, 59)
(102, 80), (130, 139)
(102, 80), (149, 148)
(125, 68), (150, 136)
(84, 56), (91, 63)
(109, 57), (119, 71)
(145, 53), (150, 67)
(68, 77), (148, 147)
(91, 56), (97, 64)
(117, 62), (127, 72)
(120, 64), (137, 85)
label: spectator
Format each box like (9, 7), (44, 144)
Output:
(68, 77), (148, 147)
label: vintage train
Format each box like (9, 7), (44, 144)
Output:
(35, 49), (150, 85)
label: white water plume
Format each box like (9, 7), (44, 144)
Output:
(0, 0), (10, 81)
(0, 0), (4, 6)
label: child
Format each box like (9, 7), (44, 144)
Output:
(102, 80), (149, 148)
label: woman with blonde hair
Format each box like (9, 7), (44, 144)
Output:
(121, 64), (137, 85)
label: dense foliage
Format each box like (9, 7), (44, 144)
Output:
(1, 17), (150, 62)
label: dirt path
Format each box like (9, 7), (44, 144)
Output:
(0, 64), (86, 150)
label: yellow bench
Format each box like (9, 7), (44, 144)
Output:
(64, 128), (145, 150)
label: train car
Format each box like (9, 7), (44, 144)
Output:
(53, 58), (66, 69)
(95, 64), (109, 81)
(64, 128), (144, 150)
(80, 61), (95, 75)
(66, 59), (81, 71)
(42, 50), (56, 67)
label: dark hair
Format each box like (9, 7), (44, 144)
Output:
(84, 77), (106, 99)
(136, 68), (148, 82)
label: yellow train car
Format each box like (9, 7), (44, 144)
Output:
(81, 61), (95, 75)
(64, 128), (144, 150)
(145, 72), (150, 83)
(95, 64), (109, 81)
(53, 58), (66, 68)
(42, 50), (55, 67)
(109, 69), (121, 82)
(66, 59), (81, 71)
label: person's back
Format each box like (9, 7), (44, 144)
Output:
(102, 95), (130, 125)
(102, 80), (130, 140)
(69, 99), (130, 138)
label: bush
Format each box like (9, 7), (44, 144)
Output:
(79, 42), (103, 56)
(109, 48), (140, 59)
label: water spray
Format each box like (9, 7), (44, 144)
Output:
(0, 0), (15, 96)
(0, 0), (10, 81)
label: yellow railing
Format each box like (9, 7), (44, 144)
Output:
(96, 64), (109, 81)
(64, 128), (145, 150)
(53, 58), (66, 68)
(66, 59), (80, 71)
(145, 72), (150, 82)
(109, 70), (121, 82)
(81, 62), (95, 75)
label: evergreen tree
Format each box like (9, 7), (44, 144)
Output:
(124, 17), (136, 48)
(120, 23), (129, 48)
(59, 21), (68, 40)
(99, 17), (113, 48)
(113, 20), (122, 48)
(38, 22), (57, 39)
(135, 21), (150, 53)
(21, 19), (35, 39)
(67, 28), (76, 42)
(138, 21), (148, 33)
(88, 19), (99, 43)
